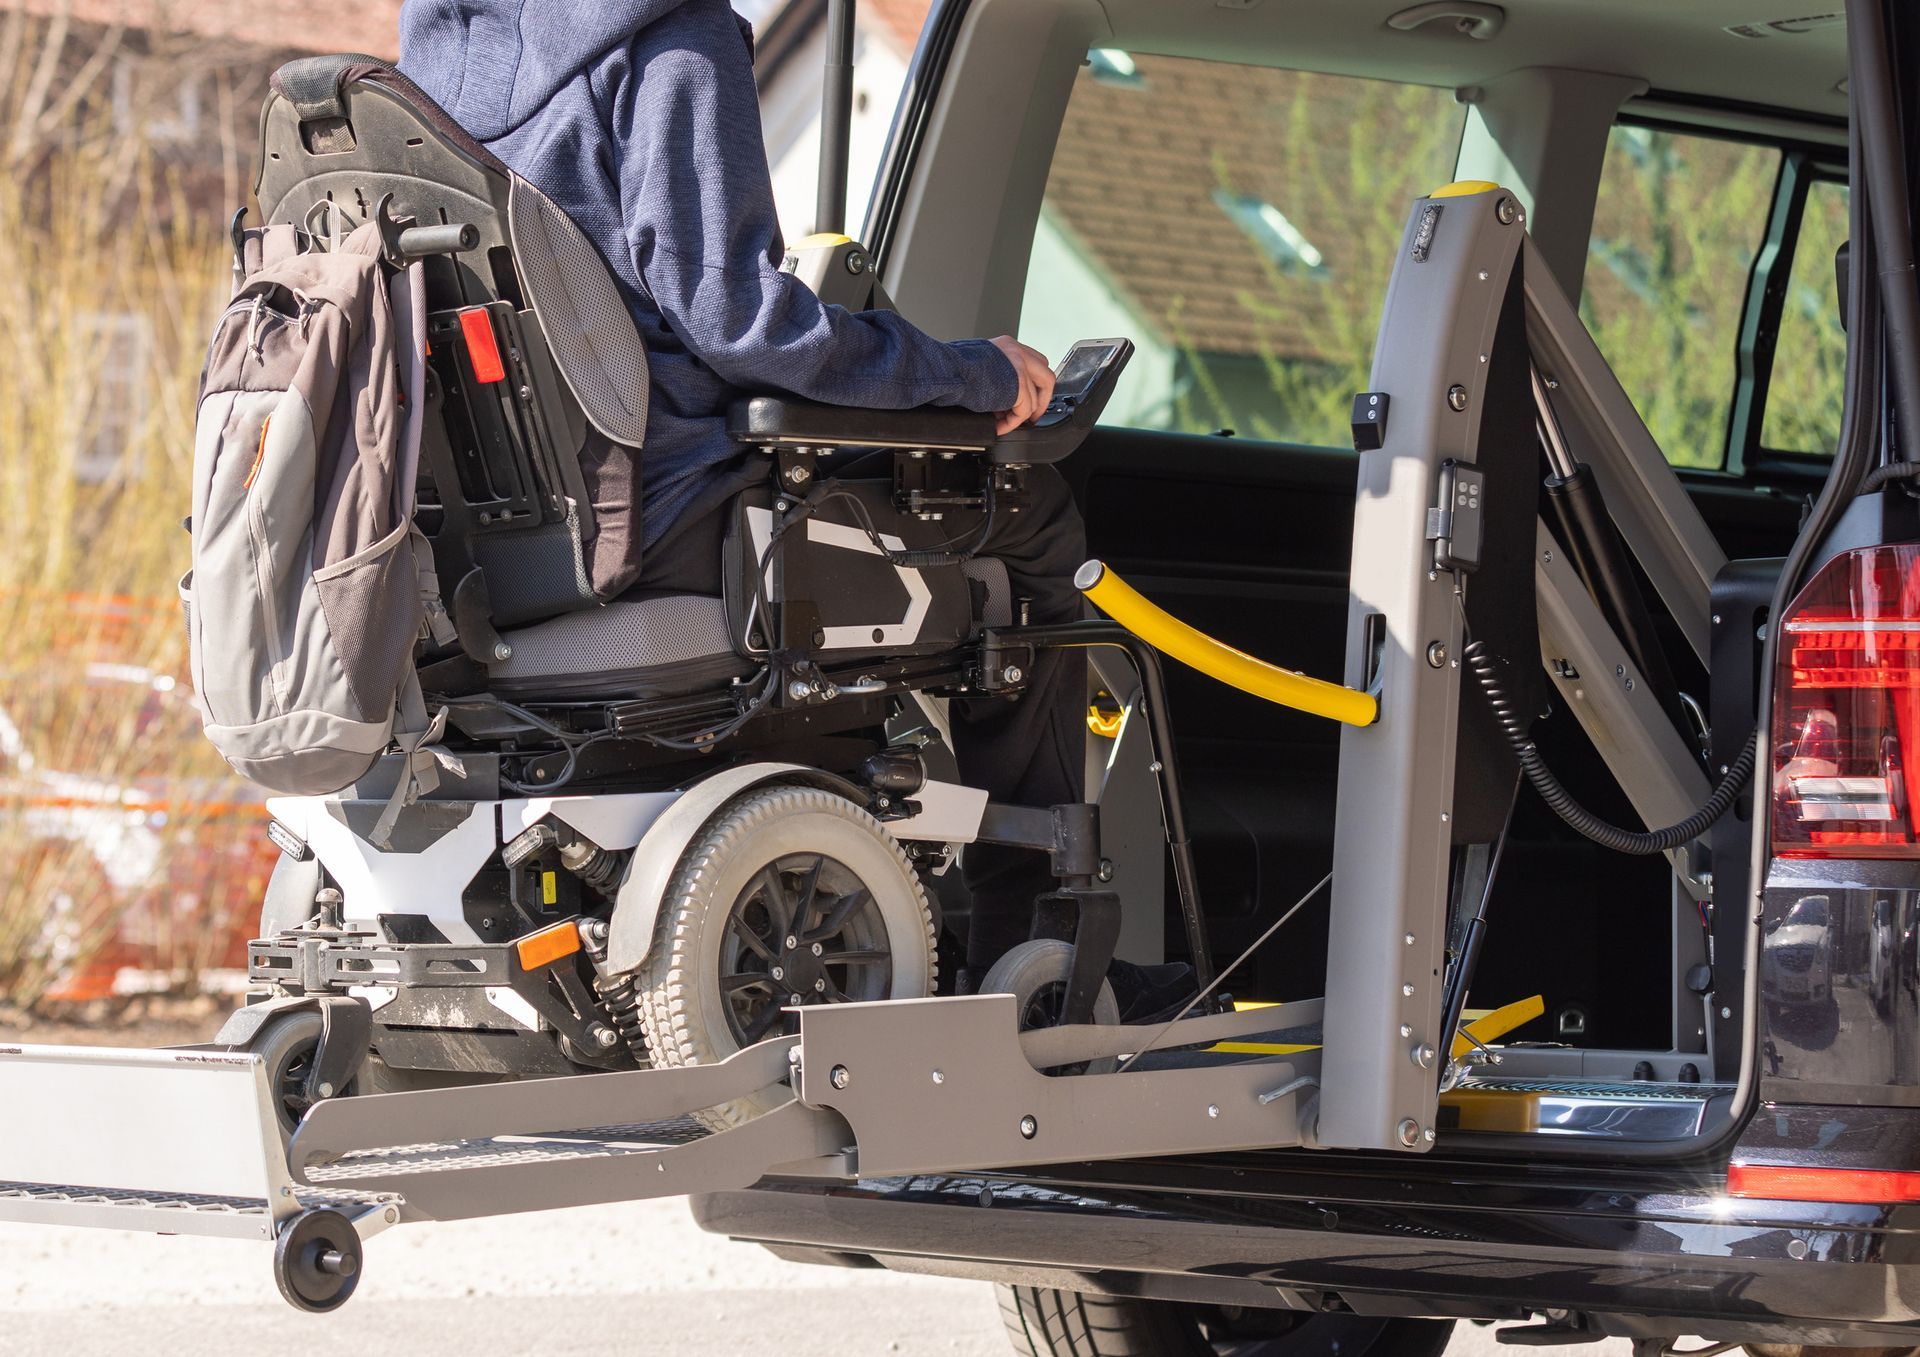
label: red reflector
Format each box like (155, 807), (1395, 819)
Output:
(1727, 1163), (1920, 1203)
(459, 308), (507, 384)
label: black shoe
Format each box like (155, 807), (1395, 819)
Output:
(1107, 958), (1199, 1024)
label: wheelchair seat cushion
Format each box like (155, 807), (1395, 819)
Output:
(487, 595), (749, 699)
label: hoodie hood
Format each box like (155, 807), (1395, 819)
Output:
(398, 0), (736, 140)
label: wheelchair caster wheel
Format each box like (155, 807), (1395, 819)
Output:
(274, 1208), (363, 1313)
(981, 938), (1121, 1076)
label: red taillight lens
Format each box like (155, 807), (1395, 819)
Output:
(1773, 544), (1920, 858)
(458, 307), (507, 385)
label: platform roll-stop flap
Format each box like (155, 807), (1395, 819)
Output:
(0, 1044), (300, 1239)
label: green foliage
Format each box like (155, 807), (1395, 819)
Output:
(1580, 127), (1781, 469)
(1051, 61), (1835, 471)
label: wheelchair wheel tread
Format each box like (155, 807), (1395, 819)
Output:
(634, 784), (936, 1130)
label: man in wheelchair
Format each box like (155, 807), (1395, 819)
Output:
(392, 0), (1114, 992)
(225, 0), (1196, 1110)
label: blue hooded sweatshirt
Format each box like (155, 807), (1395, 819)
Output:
(396, 0), (1019, 552)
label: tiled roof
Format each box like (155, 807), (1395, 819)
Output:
(1041, 55), (1465, 359)
(10, 0), (405, 58)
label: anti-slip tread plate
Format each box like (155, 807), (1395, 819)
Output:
(303, 1115), (711, 1182)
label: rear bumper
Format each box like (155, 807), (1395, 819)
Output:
(693, 1133), (1920, 1346)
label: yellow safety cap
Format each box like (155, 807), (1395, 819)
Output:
(1430, 180), (1500, 199)
(792, 232), (855, 249)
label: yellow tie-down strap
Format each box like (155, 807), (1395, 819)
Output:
(1211, 996), (1553, 1135)
(1210, 994), (1545, 1059)
(1075, 561), (1377, 727)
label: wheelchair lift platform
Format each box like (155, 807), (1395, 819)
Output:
(0, 996), (1319, 1309)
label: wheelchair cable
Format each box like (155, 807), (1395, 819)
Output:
(1113, 869), (1332, 1075)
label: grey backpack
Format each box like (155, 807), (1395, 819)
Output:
(183, 220), (455, 840)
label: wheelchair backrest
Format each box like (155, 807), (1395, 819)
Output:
(254, 55), (652, 642)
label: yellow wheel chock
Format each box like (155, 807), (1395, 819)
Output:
(1075, 561), (1377, 727)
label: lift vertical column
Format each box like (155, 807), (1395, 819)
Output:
(1319, 185), (1529, 1153)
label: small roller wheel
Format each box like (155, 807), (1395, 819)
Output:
(981, 938), (1121, 1076)
(249, 1011), (359, 1140)
(273, 1208), (363, 1313)
(638, 786), (938, 1128)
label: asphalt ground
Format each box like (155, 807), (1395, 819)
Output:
(0, 1198), (1647, 1357)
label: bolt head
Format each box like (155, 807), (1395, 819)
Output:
(1019, 1114), (1039, 1139)
(771, 965), (785, 981)
(789, 680), (814, 701)
(1097, 859), (1116, 882)
(931, 1069), (945, 1085)
(316, 1082), (335, 1099)
(1424, 1126), (1437, 1144)
(814, 978), (826, 993)
(1447, 384), (1469, 412)
(493, 642), (513, 662)
(1496, 196), (1519, 224)
(1427, 642), (1448, 668)
(788, 464), (812, 485)
(1003, 665), (1025, 683)
(811, 942), (824, 956)
(1400, 1024), (1413, 1038)
(1412, 1043), (1437, 1069)
(1207, 1104), (1221, 1119)
(1398, 1118), (1421, 1147)
(1403, 983), (1416, 997)
(830, 1064), (851, 1090)
(785, 935), (799, 950)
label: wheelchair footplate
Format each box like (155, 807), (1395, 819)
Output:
(0, 996), (1319, 1311)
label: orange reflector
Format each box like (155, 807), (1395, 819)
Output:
(1727, 1163), (1920, 1203)
(459, 307), (507, 384)
(515, 920), (581, 971)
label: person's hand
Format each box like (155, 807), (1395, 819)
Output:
(989, 335), (1056, 436)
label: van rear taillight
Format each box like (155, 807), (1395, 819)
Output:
(1773, 544), (1920, 858)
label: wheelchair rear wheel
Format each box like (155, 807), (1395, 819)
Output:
(636, 785), (937, 1128)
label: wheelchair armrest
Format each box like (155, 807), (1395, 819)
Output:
(727, 396), (997, 454)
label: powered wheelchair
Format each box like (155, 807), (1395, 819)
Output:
(229, 56), (1203, 1131)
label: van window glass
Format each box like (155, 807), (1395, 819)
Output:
(1018, 55), (1467, 447)
(1761, 177), (1850, 457)
(1582, 125), (1782, 470)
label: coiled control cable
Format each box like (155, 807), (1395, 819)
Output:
(1464, 639), (1757, 855)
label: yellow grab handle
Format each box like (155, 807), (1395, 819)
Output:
(1075, 560), (1377, 727)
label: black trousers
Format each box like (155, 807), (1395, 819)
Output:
(635, 456), (1089, 971)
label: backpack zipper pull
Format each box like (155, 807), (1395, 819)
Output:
(246, 295), (267, 359)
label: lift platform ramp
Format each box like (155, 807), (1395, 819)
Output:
(0, 996), (1319, 1310)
